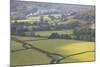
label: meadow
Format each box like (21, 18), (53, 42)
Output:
(11, 36), (95, 66)
(35, 30), (73, 36)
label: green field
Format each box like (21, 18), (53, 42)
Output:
(16, 16), (52, 23)
(16, 14), (60, 23)
(60, 52), (95, 63)
(11, 36), (95, 66)
(11, 40), (24, 51)
(12, 35), (46, 41)
(26, 39), (95, 56)
(11, 49), (51, 66)
(35, 30), (73, 36)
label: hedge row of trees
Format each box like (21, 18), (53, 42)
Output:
(73, 28), (95, 41)
(48, 33), (71, 39)
(48, 29), (95, 42)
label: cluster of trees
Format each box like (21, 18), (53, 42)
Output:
(11, 20), (95, 42)
(11, 21), (30, 35)
(11, 16), (50, 35)
(11, 13), (95, 42)
(73, 28), (95, 41)
(55, 20), (81, 30)
(48, 27), (95, 42)
(48, 33), (72, 39)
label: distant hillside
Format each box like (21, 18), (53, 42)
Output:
(10, 0), (95, 20)
(74, 8), (95, 21)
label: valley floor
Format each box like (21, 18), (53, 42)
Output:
(11, 36), (95, 66)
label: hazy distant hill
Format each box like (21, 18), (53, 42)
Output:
(10, 0), (95, 20)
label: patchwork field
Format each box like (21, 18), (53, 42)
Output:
(16, 14), (61, 23)
(10, 1), (95, 66)
(11, 36), (95, 66)
(26, 39), (95, 56)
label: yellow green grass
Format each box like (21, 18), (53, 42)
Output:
(27, 15), (51, 21)
(11, 37), (95, 66)
(12, 35), (46, 41)
(16, 14), (62, 24)
(11, 40), (24, 51)
(11, 49), (51, 66)
(60, 52), (95, 63)
(16, 19), (34, 23)
(57, 41), (95, 55)
(26, 39), (95, 63)
(26, 39), (95, 56)
(16, 15), (51, 23)
(35, 30), (73, 36)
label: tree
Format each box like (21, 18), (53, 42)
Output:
(73, 27), (95, 41)
(66, 20), (80, 29)
(40, 16), (44, 22)
(48, 33), (61, 39)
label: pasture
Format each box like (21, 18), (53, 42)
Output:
(11, 36), (95, 66)
(35, 30), (73, 36)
